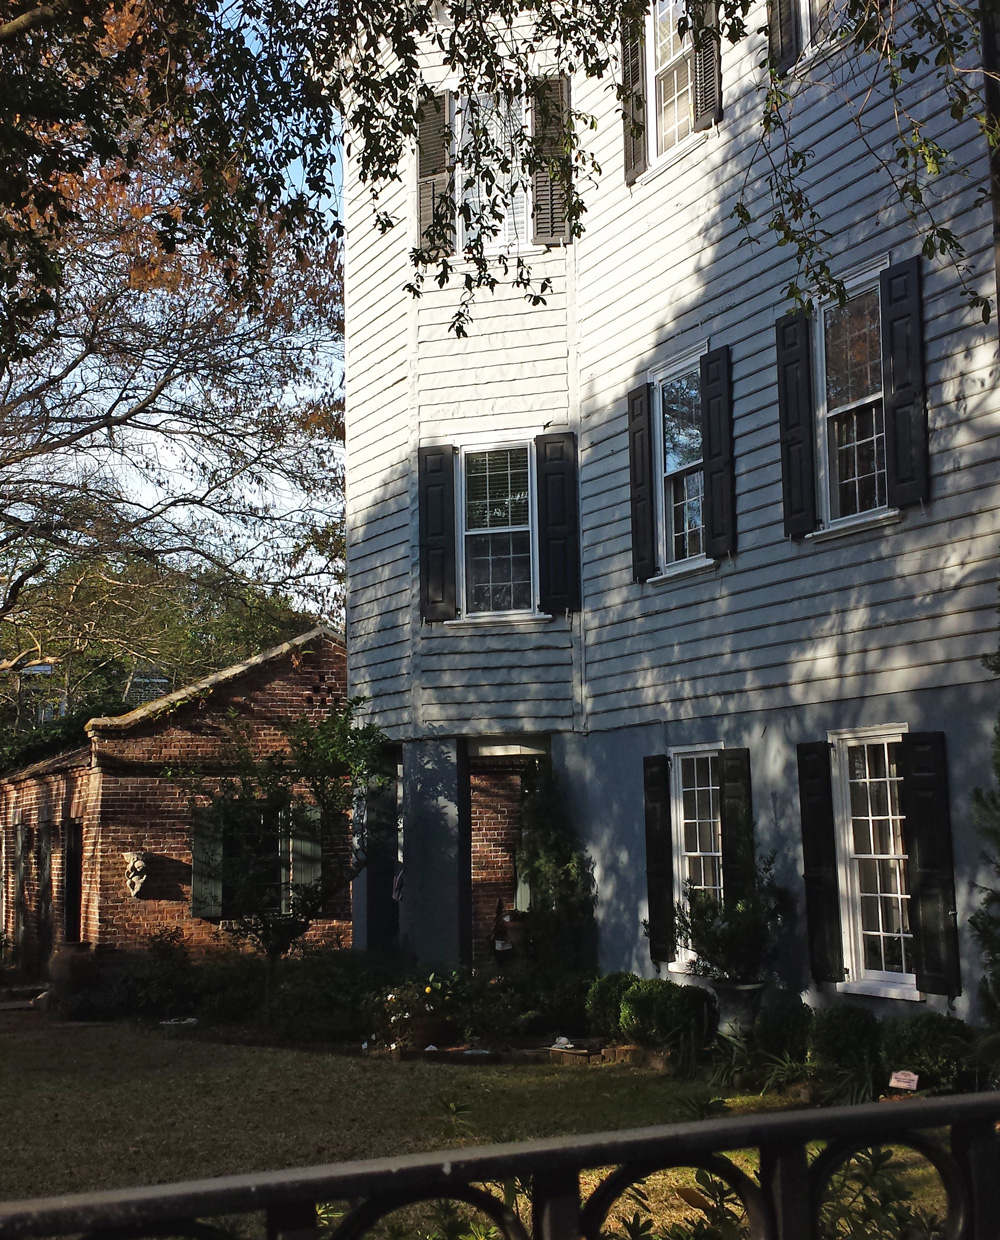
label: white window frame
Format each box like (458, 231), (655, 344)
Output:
(456, 440), (538, 619)
(796, 0), (840, 56)
(640, 0), (704, 176)
(650, 344), (712, 576)
(667, 741), (724, 973)
(829, 723), (921, 1001)
(814, 257), (894, 531)
(453, 92), (534, 256)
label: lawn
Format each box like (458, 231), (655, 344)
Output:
(0, 1009), (723, 1201)
(0, 1008), (950, 1238)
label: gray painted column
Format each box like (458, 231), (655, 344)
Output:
(400, 737), (470, 967)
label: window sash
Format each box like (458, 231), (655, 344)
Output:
(457, 94), (530, 251)
(460, 444), (536, 615)
(649, 0), (693, 156)
(833, 731), (916, 987)
(670, 748), (724, 948)
(817, 280), (890, 523)
(658, 362), (705, 564)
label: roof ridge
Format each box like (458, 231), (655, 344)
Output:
(85, 624), (343, 735)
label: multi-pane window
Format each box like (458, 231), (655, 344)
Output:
(651, 0), (693, 154)
(844, 740), (912, 976)
(464, 446), (533, 614)
(676, 752), (722, 901)
(660, 367), (704, 561)
(458, 95), (529, 251)
(821, 287), (886, 520)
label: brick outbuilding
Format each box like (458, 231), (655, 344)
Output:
(0, 627), (351, 972)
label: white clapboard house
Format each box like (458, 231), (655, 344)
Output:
(344, 0), (1000, 1017)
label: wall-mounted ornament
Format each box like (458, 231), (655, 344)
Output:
(123, 851), (152, 898)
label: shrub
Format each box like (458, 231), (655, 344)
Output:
(753, 986), (813, 1061)
(619, 978), (718, 1066)
(880, 1012), (975, 1094)
(586, 972), (639, 1039)
(194, 954), (268, 1024)
(808, 1004), (882, 1103)
(116, 930), (196, 1021)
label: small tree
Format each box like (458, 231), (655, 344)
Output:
(184, 700), (386, 1003)
(516, 763), (597, 971)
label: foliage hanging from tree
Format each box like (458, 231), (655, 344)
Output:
(2, 0), (997, 343)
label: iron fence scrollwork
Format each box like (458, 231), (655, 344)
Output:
(1, 1094), (999, 1240)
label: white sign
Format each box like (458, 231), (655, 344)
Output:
(889, 1070), (919, 1091)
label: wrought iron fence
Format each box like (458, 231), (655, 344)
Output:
(1, 1093), (999, 1240)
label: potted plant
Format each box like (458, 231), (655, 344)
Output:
(674, 843), (789, 1036)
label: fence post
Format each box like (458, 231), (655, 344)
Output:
(758, 1141), (810, 1240)
(532, 1170), (580, 1240)
(951, 1118), (1000, 1240)
(266, 1199), (318, 1240)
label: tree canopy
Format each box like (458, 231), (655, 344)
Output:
(3, 0), (996, 340)
(0, 554), (317, 752)
(0, 134), (345, 633)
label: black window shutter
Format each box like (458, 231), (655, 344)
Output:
(769, 0), (800, 74)
(418, 446), (457, 621)
(417, 93), (454, 258)
(628, 383), (657, 582)
(692, 4), (723, 132)
(718, 748), (753, 906)
(897, 732), (961, 998)
(776, 311), (818, 537)
(643, 755), (675, 963)
(536, 431), (581, 615)
(621, 24), (648, 185)
(796, 741), (845, 983)
(700, 345), (736, 558)
(531, 77), (572, 247)
(881, 257), (928, 509)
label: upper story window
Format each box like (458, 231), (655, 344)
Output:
(820, 285), (886, 520)
(628, 345), (734, 582)
(659, 361), (705, 563)
(416, 80), (571, 259)
(770, 0), (837, 74)
(457, 95), (530, 252)
(621, 2), (722, 184)
(775, 256), (927, 539)
(418, 434), (580, 621)
(652, 0), (693, 154)
(463, 445), (533, 614)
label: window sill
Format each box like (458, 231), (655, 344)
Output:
(439, 613), (554, 632)
(804, 508), (903, 543)
(837, 979), (923, 1002)
(452, 242), (560, 268)
(646, 556), (716, 585)
(634, 130), (709, 188)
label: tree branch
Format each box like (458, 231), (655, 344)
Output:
(0, 0), (74, 44)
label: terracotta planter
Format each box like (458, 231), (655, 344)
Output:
(709, 980), (766, 1038)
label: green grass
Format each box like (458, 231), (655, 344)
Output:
(0, 1010), (715, 1202)
(0, 1010), (951, 1235)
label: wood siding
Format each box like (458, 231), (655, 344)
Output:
(343, 8), (1000, 742)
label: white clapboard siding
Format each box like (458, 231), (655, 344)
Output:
(343, 0), (1000, 743)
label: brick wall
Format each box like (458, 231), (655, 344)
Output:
(469, 760), (526, 962)
(0, 633), (354, 968)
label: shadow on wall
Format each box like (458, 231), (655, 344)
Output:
(346, 48), (999, 982)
